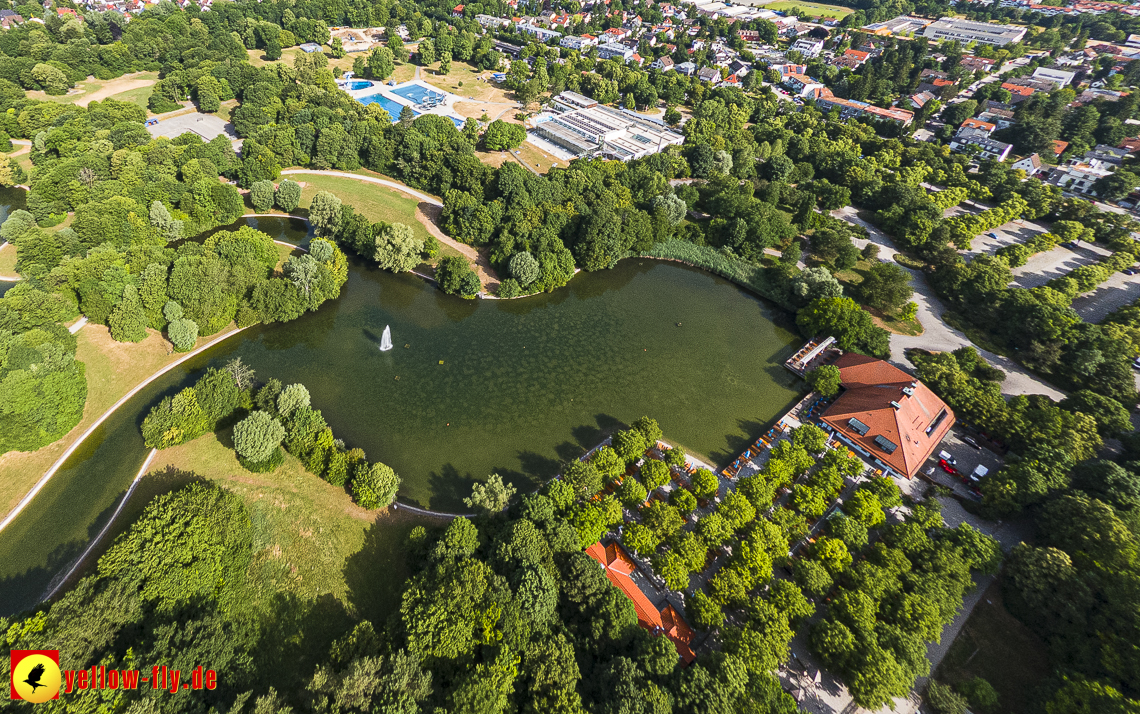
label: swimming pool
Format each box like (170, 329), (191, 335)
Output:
(358, 93), (417, 122)
(391, 83), (448, 107)
(344, 80), (375, 91)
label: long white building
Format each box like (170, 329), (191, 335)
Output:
(533, 103), (684, 161)
(922, 18), (1026, 46)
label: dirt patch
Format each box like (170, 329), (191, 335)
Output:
(415, 203), (500, 291)
(75, 74), (157, 108)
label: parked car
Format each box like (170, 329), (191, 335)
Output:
(938, 450), (957, 466)
(1133, 357), (1140, 370)
(1125, 268), (1138, 276)
(963, 436), (981, 449)
(939, 459), (958, 475)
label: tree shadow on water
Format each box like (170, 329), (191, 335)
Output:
(426, 463), (478, 511)
(571, 413), (624, 451)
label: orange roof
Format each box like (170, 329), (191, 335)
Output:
(844, 49), (870, 60)
(819, 353), (954, 479)
(1051, 139), (1069, 155)
(585, 542), (696, 663)
(961, 118), (995, 132)
(1002, 82), (1035, 96)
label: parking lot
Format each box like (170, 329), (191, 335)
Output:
(920, 428), (1005, 500)
(1071, 269), (1140, 322)
(1011, 241), (1112, 288)
(146, 112), (238, 142)
(960, 215), (1053, 259)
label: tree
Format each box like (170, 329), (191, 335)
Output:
(31, 63), (69, 95)
(612, 428), (648, 463)
(618, 476), (648, 507)
(859, 263), (913, 312)
(439, 51), (452, 75)
(234, 411), (286, 466)
(651, 193), (686, 225)
(168, 318), (198, 351)
(309, 191), (343, 236)
(483, 120), (527, 151)
(368, 47), (395, 80)
(792, 267), (844, 305)
(806, 364), (842, 397)
(276, 179), (302, 212)
(640, 459), (670, 491)
(632, 416), (663, 446)
(670, 488), (697, 513)
(563, 459), (603, 498)
(149, 200), (184, 241)
(798, 556), (834, 593)
(353, 462), (400, 509)
(926, 681), (968, 714)
(250, 180), (275, 212)
(330, 37), (345, 58)
(464, 473), (517, 513)
(436, 256), (479, 297)
(109, 284), (149, 343)
(418, 38), (436, 65)
(797, 297), (890, 358)
(1094, 169), (1140, 202)
(691, 468), (719, 499)
(844, 490), (885, 528)
(811, 536), (852, 574)
(793, 424), (828, 453)
(374, 223), (424, 272)
(509, 251), (540, 286)
(591, 445), (626, 482)
(278, 383), (311, 417)
(687, 589), (725, 630)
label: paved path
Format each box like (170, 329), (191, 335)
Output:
(280, 170), (501, 291)
(68, 316), (87, 334)
(0, 324), (252, 536)
(830, 207), (1066, 400)
(279, 169), (442, 206)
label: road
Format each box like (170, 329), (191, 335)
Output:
(830, 207), (1066, 400)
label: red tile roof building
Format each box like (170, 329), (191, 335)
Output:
(819, 354), (954, 479)
(586, 541), (696, 663)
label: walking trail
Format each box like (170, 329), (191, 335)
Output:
(0, 325), (252, 535)
(280, 169), (501, 290)
(831, 207), (1065, 400)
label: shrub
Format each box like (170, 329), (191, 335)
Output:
(352, 461), (400, 509)
(250, 180), (275, 212)
(275, 179), (302, 212)
(497, 278), (521, 298)
(167, 318), (198, 351)
(277, 383), (311, 418)
(234, 411), (286, 467)
(509, 251), (540, 285)
(925, 681), (967, 714)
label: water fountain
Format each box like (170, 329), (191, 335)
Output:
(379, 325), (393, 351)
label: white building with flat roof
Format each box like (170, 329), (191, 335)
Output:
(922, 18), (1026, 46)
(1032, 66), (1076, 87)
(532, 105), (684, 161)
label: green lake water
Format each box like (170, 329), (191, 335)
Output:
(0, 216), (803, 615)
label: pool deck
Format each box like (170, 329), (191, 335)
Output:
(339, 78), (467, 127)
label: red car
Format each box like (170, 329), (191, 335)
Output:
(939, 459), (958, 476)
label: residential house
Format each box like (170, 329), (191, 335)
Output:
(602, 27), (630, 41)
(0, 10), (23, 28)
(598, 42), (635, 60)
(818, 353), (955, 480)
(1001, 82), (1036, 102)
(1050, 139), (1069, 158)
(909, 91), (937, 109)
(1047, 162), (1111, 195)
(720, 73), (741, 87)
(676, 61), (697, 75)
(452, 5), (465, 17)
(1012, 153), (1044, 176)
(1084, 144), (1130, 166)
(476, 14), (510, 29)
(727, 59), (751, 76)
(789, 37), (825, 57)
(651, 56), (675, 71)
(517, 23), (562, 42)
(560, 35), (598, 50)
(961, 117), (996, 133)
(1119, 137), (1140, 153)
(738, 29), (760, 42)
(783, 73), (824, 96)
(977, 106), (1015, 130)
(1032, 66), (1076, 87)
(959, 55), (995, 73)
(831, 48), (870, 69)
(697, 66), (721, 83)
(950, 125), (1012, 160)
(770, 63), (807, 79)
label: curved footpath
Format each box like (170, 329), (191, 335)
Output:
(41, 448), (158, 601)
(279, 169), (501, 290)
(0, 324), (253, 535)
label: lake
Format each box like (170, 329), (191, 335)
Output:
(0, 216), (804, 615)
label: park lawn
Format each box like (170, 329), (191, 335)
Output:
(390, 62), (417, 83)
(512, 141), (566, 174)
(0, 323), (240, 516)
(106, 84), (154, 110)
(297, 173), (434, 245)
(935, 581), (1050, 714)
(420, 61), (512, 103)
(764, 0), (852, 17)
(0, 242), (16, 276)
(26, 78), (103, 103)
(61, 433), (431, 689)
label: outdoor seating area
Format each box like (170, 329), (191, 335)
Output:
(783, 335), (840, 376)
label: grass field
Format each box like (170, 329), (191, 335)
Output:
(105, 83), (155, 110)
(0, 242), (16, 276)
(63, 432), (437, 688)
(0, 323), (239, 515)
(935, 581), (1050, 714)
(833, 259), (924, 335)
(296, 174), (434, 245)
(27, 72), (159, 108)
(764, 0), (853, 17)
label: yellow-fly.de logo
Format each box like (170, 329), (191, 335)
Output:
(10, 650), (61, 702)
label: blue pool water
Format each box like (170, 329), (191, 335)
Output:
(358, 94), (417, 122)
(344, 80), (374, 91)
(391, 83), (447, 106)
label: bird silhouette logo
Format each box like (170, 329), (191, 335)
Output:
(10, 650), (61, 702)
(24, 664), (45, 692)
